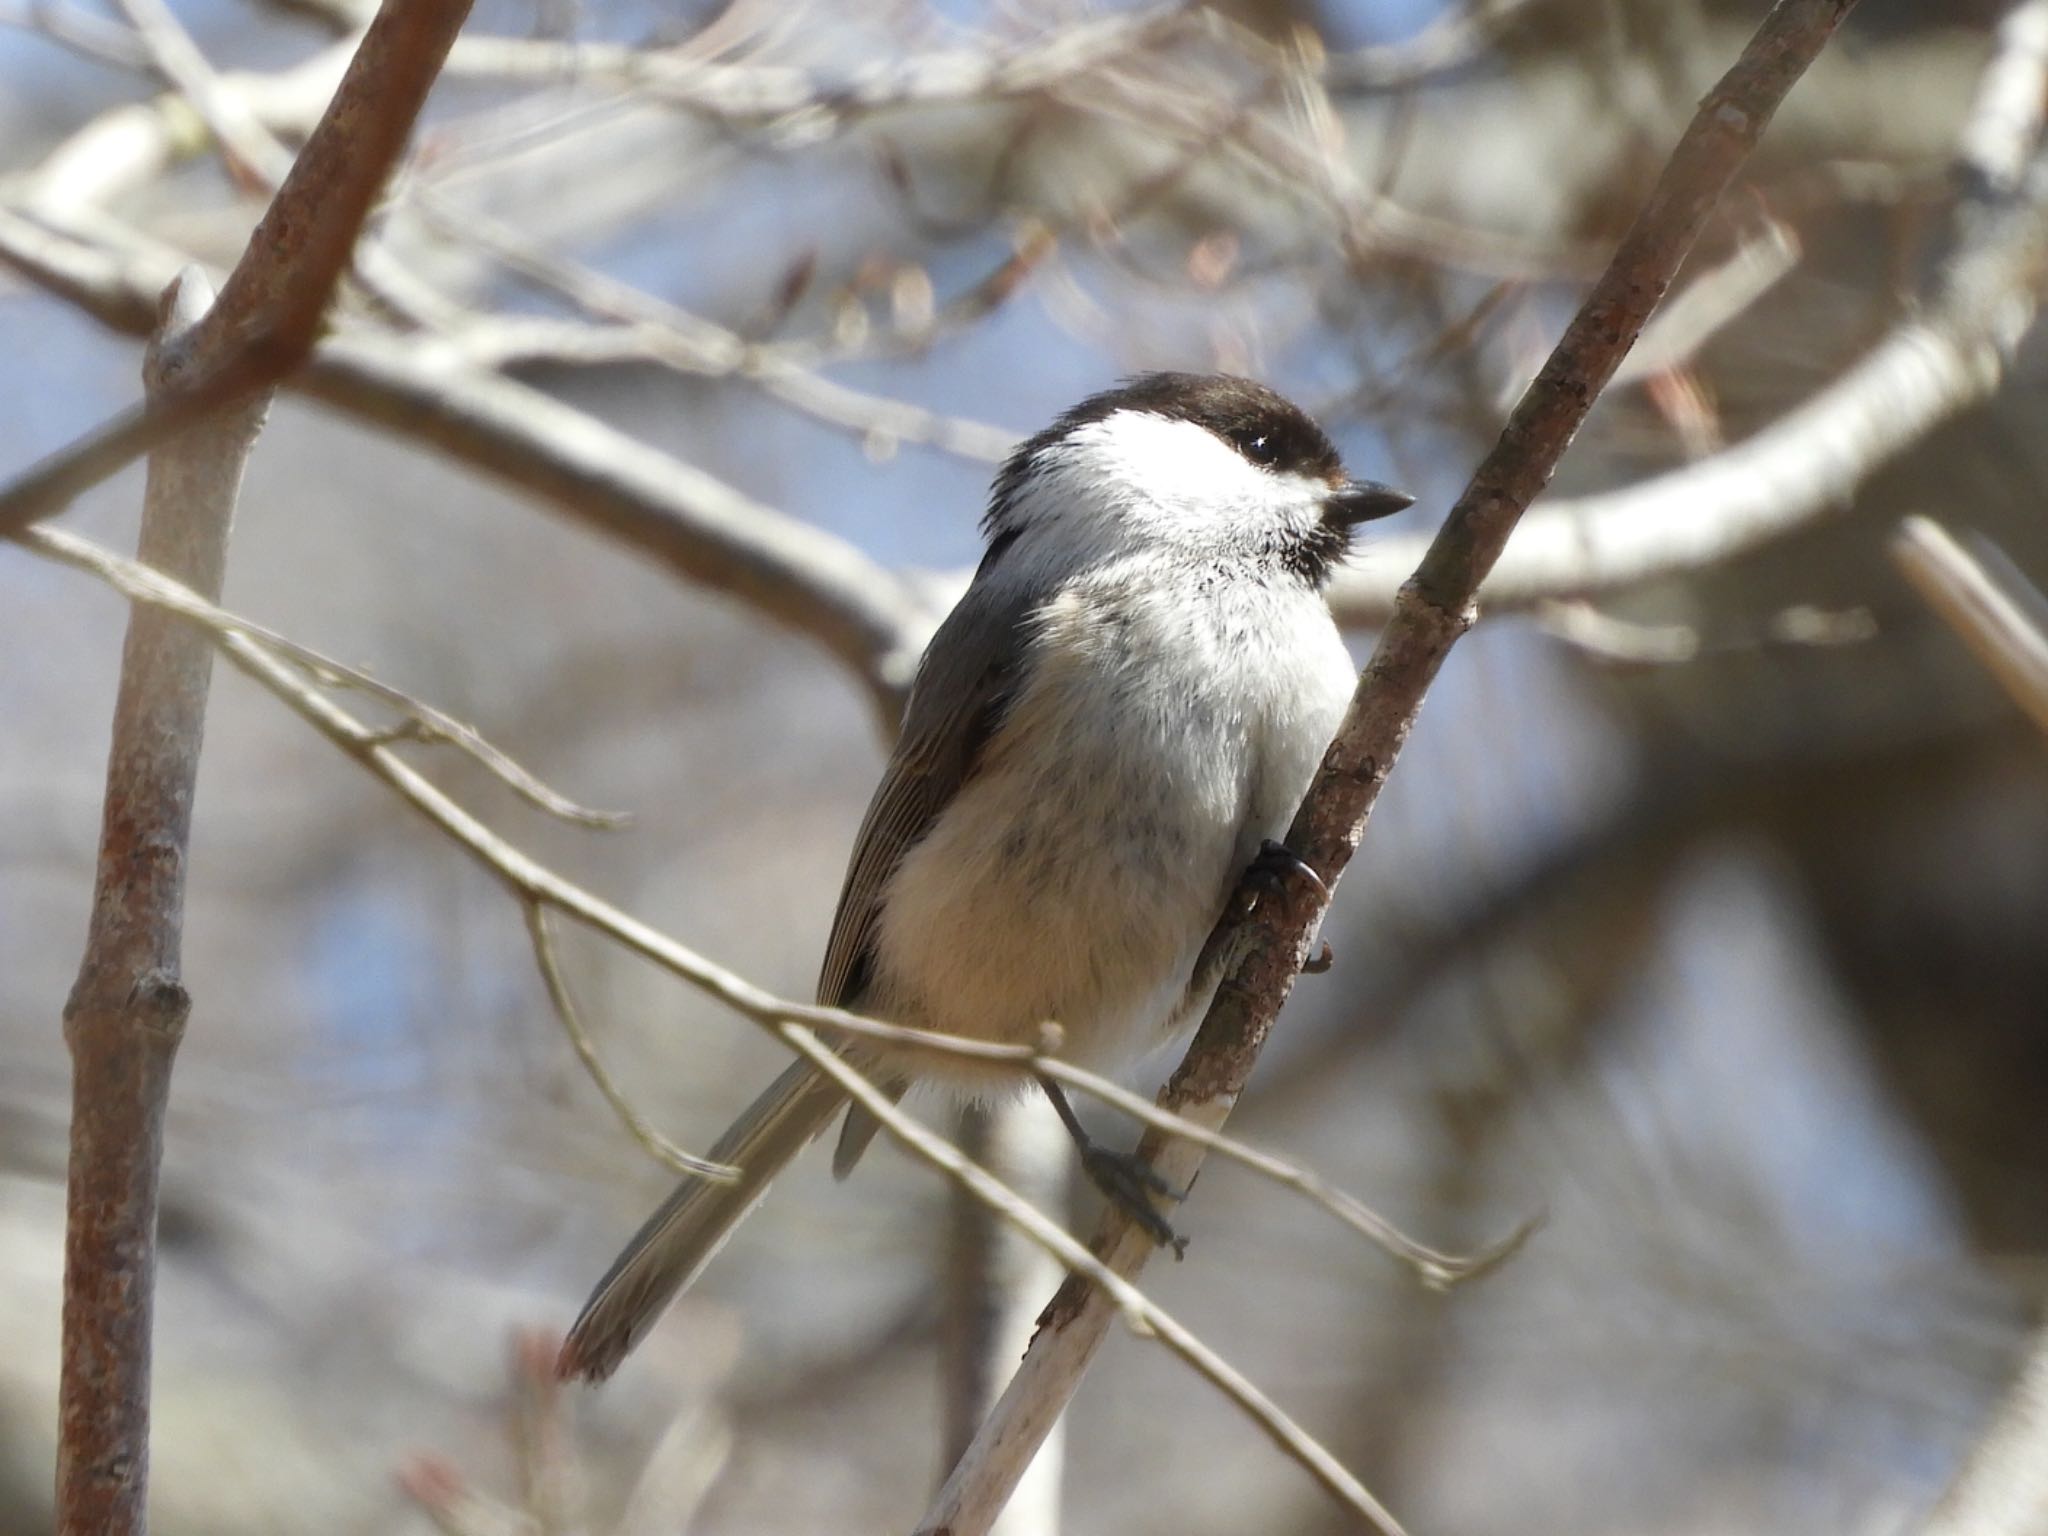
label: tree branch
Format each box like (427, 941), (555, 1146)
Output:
(55, 267), (261, 1536)
(1892, 516), (2048, 741)
(44, 4), (476, 1527)
(921, 5), (1866, 1533)
(1326, 0), (2048, 627)
(0, 0), (473, 540)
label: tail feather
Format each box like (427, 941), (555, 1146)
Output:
(830, 1078), (907, 1179)
(558, 1058), (846, 1381)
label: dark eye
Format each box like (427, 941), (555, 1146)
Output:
(1237, 431), (1279, 466)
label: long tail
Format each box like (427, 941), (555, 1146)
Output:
(558, 1058), (847, 1381)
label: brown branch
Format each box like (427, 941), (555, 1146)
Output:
(56, 267), (263, 1536)
(45, 6), (476, 1529)
(921, 4), (1865, 1532)
(0, 0), (474, 541)
(1327, 0), (2048, 627)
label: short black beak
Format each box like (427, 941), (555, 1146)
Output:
(1325, 478), (1416, 528)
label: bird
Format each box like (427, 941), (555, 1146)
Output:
(558, 371), (1413, 1382)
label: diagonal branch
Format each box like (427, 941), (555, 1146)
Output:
(1326, 0), (2048, 627)
(0, 0), (474, 540)
(921, 5), (1868, 1533)
(1892, 515), (2048, 741)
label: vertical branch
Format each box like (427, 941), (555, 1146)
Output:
(941, 1103), (1068, 1536)
(50, 6), (476, 1529)
(56, 268), (268, 1536)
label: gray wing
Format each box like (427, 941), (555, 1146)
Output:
(815, 570), (1039, 1011)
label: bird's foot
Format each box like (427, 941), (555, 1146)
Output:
(1079, 1143), (1190, 1258)
(1232, 841), (1334, 976)
(1244, 839), (1329, 903)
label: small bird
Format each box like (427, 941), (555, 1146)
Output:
(559, 372), (1412, 1381)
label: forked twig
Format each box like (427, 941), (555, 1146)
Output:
(23, 524), (626, 828)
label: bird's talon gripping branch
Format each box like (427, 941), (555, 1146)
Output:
(1079, 1144), (1189, 1253)
(1301, 939), (1335, 975)
(1041, 1077), (1188, 1252)
(1243, 838), (1330, 909)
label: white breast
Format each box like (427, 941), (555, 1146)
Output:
(866, 561), (1354, 1091)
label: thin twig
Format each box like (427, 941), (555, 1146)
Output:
(24, 523), (626, 827)
(921, 6), (1866, 1533)
(524, 902), (740, 1181)
(784, 1024), (1408, 1536)
(404, 189), (1019, 462)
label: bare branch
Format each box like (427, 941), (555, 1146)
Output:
(1892, 516), (2048, 740)
(525, 902), (742, 1182)
(56, 266), (263, 1536)
(300, 328), (939, 715)
(24, 522), (625, 827)
(0, 0), (473, 540)
(404, 191), (1019, 462)
(923, 5), (1866, 1532)
(0, 193), (941, 712)
(785, 1025), (1409, 1536)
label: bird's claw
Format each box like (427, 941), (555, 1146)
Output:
(1246, 839), (1329, 901)
(1080, 1145), (1190, 1258)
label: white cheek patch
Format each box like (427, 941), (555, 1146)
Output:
(1073, 412), (1267, 507)
(1037, 411), (1328, 547)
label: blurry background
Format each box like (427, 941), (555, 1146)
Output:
(3, 0), (2046, 1531)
